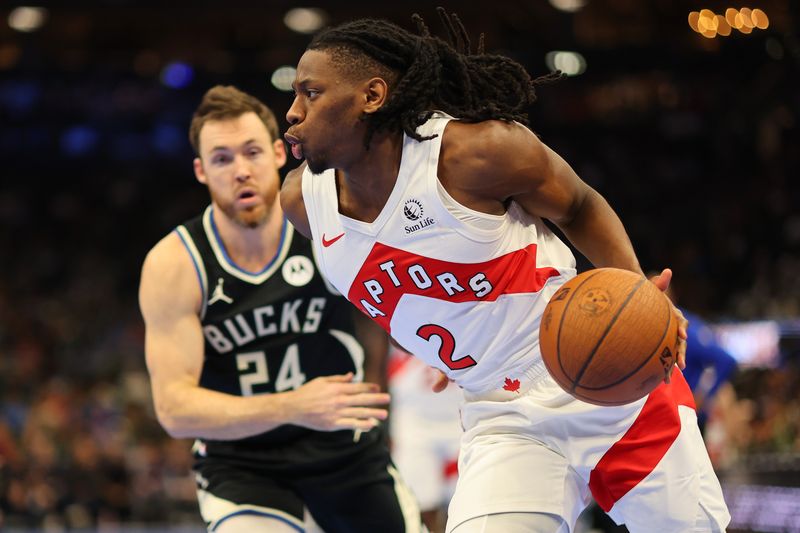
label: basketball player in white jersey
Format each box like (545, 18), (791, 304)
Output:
(139, 86), (424, 532)
(279, 9), (730, 533)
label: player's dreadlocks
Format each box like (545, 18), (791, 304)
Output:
(308, 7), (563, 148)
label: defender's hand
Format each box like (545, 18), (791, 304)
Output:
(289, 373), (390, 431)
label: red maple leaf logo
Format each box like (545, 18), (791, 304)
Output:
(503, 377), (521, 393)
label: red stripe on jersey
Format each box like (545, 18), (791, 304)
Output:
(588, 369), (696, 512)
(347, 242), (560, 332)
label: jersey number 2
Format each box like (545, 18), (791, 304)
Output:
(416, 324), (476, 370)
(236, 345), (306, 395)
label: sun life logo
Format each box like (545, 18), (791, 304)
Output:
(402, 198), (436, 235)
(403, 199), (423, 221)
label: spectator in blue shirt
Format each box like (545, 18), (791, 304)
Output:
(680, 309), (738, 432)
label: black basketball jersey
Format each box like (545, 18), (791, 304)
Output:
(176, 206), (382, 464)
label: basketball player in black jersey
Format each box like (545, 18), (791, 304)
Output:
(139, 86), (423, 532)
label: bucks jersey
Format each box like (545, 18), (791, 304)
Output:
(176, 205), (380, 461)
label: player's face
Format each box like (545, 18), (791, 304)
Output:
(194, 112), (286, 228)
(285, 50), (369, 174)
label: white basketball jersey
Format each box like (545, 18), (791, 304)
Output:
(301, 113), (577, 395)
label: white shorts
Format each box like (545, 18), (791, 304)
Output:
(447, 365), (730, 533)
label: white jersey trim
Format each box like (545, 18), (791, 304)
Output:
(337, 146), (414, 236)
(201, 205), (295, 285)
(175, 225), (209, 320)
(329, 329), (365, 383)
(435, 178), (506, 232)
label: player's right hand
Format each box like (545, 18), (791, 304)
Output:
(288, 373), (390, 431)
(649, 268), (688, 382)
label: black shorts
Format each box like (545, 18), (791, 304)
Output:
(193, 430), (419, 532)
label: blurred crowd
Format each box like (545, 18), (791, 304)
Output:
(0, 324), (199, 529)
(1, 4), (799, 531)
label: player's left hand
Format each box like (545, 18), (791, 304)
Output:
(649, 268), (687, 383)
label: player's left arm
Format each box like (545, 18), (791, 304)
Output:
(353, 309), (390, 392)
(441, 120), (687, 370)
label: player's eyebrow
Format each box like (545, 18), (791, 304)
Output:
(291, 78), (315, 92)
(209, 139), (258, 152)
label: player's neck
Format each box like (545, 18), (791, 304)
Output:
(212, 200), (285, 272)
(336, 132), (403, 223)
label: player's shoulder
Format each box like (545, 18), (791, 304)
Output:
(143, 231), (192, 276)
(444, 118), (536, 150)
(140, 231), (200, 315)
(440, 119), (542, 195)
(443, 119), (540, 169)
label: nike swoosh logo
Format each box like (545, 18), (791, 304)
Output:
(321, 232), (345, 247)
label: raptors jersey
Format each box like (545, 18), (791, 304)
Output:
(301, 114), (577, 396)
(176, 206), (378, 459)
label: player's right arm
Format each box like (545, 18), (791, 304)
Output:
(139, 232), (389, 440)
(280, 161), (311, 238)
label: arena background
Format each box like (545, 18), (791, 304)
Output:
(1, 1), (798, 532)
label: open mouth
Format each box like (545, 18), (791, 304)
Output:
(237, 189), (257, 201)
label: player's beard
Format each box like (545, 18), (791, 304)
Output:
(231, 205), (268, 229)
(213, 192), (270, 229)
(306, 155), (327, 175)
(303, 147), (330, 175)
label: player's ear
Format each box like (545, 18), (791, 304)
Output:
(193, 157), (208, 185)
(272, 139), (287, 170)
(362, 77), (389, 115)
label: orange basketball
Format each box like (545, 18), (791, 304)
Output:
(539, 268), (678, 406)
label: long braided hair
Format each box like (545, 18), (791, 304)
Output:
(308, 7), (563, 147)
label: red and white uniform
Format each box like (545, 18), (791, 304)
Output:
(302, 115), (576, 396)
(301, 114), (729, 532)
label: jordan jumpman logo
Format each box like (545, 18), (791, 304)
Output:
(208, 277), (234, 305)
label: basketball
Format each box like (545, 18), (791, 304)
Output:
(539, 268), (679, 406)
